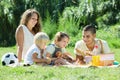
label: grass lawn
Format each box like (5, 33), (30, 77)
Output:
(0, 46), (120, 80)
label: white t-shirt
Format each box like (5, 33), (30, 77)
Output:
(46, 44), (66, 57)
(74, 39), (111, 55)
(22, 25), (34, 60)
(24, 44), (42, 65)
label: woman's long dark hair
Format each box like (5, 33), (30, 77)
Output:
(20, 9), (42, 34)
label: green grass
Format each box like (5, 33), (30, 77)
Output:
(0, 46), (120, 80)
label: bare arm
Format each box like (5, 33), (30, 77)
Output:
(46, 52), (52, 58)
(46, 52), (58, 61)
(32, 53), (51, 64)
(75, 49), (93, 56)
(15, 26), (24, 62)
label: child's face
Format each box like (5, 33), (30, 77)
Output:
(38, 40), (48, 49)
(56, 37), (69, 48)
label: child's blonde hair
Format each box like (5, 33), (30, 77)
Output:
(54, 32), (69, 42)
(34, 32), (49, 45)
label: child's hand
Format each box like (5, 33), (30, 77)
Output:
(46, 59), (51, 64)
(46, 53), (52, 58)
(56, 51), (63, 58)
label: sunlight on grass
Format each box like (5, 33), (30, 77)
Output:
(0, 47), (120, 80)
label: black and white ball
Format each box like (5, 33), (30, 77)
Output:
(1, 52), (18, 66)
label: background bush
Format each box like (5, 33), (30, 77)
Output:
(0, 0), (120, 48)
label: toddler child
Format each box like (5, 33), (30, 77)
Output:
(45, 32), (75, 66)
(24, 32), (51, 66)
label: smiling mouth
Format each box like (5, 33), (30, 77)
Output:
(84, 41), (89, 44)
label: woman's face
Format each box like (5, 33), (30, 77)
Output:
(56, 37), (69, 48)
(27, 13), (38, 30)
(82, 31), (96, 45)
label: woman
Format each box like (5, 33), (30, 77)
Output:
(15, 9), (42, 62)
(74, 24), (111, 64)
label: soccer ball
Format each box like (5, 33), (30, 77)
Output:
(1, 52), (18, 66)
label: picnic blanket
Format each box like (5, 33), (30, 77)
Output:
(6, 62), (119, 68)
(62, 64), (119, 68)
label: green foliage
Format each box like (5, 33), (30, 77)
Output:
(96, 25), (120, 48)
(0, 0), (25, 46)
(0, 0), (120, 47)
(109, 39), (120, 48)
(42, 14), (58, 40)
(0, 1), (14, 46)
(59, 0), (99, 29)
(56, 0), (120, 48)
(96, 0), (120, 28)
(24, 0), (79, 22)
(60, 0), (120, 28)
(58, 11), (80, 37)
(68, 32), (82, 47)
(0, 0), (79, 47)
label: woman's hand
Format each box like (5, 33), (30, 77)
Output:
(84, 51), (94, 56)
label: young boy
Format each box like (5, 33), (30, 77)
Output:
(74, 24), (111, 64)
(24, 32), (51, 66)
